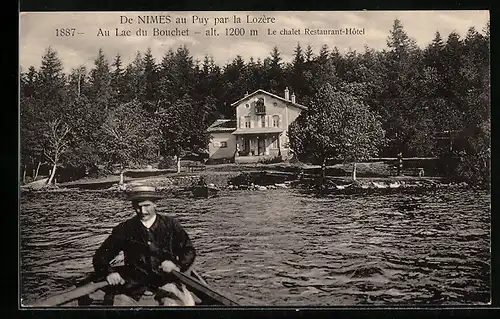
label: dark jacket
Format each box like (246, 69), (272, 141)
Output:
(92, 213), (196, 299)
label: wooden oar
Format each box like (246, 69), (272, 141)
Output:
(27, 281), (109, 307)
(171, 270), (239, 306)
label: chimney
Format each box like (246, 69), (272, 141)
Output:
(291, 93), (296, 103)
(284, 87), (290, 100)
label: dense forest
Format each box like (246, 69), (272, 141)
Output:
(20, 19), (490, 185)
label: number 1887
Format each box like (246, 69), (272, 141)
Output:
(56, 28), (76, 36)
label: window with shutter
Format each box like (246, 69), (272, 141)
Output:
(273, 115), (280, 127)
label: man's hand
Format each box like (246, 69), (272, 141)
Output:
(106, 272), (125, 285)
(160, 260), (180, 273)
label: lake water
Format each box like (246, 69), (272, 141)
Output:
(20, 187), (491, 306)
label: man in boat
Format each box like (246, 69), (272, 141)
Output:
(92, 185), (197, 306)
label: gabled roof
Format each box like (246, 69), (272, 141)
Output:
(207, 119), (237, 132)
(230, 89), (308, 110)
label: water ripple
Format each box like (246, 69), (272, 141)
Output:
(20, 188), (490, 306)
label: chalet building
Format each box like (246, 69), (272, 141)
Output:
(207, 88), (308, 163)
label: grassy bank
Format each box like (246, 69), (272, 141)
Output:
(44, 160), (443, 190)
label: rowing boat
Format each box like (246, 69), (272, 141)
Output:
(67, 271), (203, 306)
(30, 269), (238, 307)
(191, 185), (220, 198)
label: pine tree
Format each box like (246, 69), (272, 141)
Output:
(222, 55), (248, 117)
(89, 48), (112, 112)
(288, 43), (306, 98)
(380, 19), (429, 156)
(141, 47), (160, 113)
(263, 46), (285, 94)
(310, 45), (339, 100)
(172, 45), (196, 99)
(158, 49), (176, 108)
(111, 53), (125, 104)
(305, 44), (314, 62)
(122, 51), (144, 101)
(37, 46), (66, 119)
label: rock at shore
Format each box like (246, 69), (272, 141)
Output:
(21, 178), (49, 190)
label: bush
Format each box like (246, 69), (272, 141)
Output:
(228, 172), (253, 186)
(454, 152), (491, 186)
(158, 156), (177, 169)
(205, 157), (234, 165)
(258, 156), (282, 164)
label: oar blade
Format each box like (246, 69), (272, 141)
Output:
(172, 270), (239, 306)
(28, 281), (109, 307)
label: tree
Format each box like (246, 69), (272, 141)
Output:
(67, 66), (88, 99)
(287, 43), (306, 98)
(43, 119), (71, 185)
(307, 45), (339, 102)
(379, 19), (428, 157)
(222, 55), (248, 115)
(305, 44), (314, 62)
(450, 25), (490, 186)
(89, 49), (112, 112)
(61, 95), (103, 175)
(288, 83), (384, 186)
(158, 49), (176, 106)
(21, 66), (38, 98)
(100, 100), (160, 169)
(263, 46), (285, 94)
(20, 94), (44, 182)
(122, 51), (144, 101)
(111, 53), (125, 105)
(172, 45), (196, 99)
(158, 94), (211, 173)
(37, 47), (67, 120)
(141, 48), (160, 113)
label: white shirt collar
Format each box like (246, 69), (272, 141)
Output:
(140, 214), (157, 229)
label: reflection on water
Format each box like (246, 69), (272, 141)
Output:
(20, 188), (490, 306)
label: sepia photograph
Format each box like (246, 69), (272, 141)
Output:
(19, 10), (490, 308)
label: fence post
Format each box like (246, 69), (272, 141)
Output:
(397, 152), (403, 176)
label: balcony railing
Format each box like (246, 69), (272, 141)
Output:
(255, 105), (266, 115)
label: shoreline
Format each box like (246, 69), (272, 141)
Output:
(20, 163), (487, 194)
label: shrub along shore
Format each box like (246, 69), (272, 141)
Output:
(20, 161), (486, 194)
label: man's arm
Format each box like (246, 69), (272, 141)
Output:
(171, 218), (196, 272)
(92, 225), (125, 277)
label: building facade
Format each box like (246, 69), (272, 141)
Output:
(207, 88), (307, 163)
(207, 119), (237, 160)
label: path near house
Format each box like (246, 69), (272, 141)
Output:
(55, 164), (272, 189)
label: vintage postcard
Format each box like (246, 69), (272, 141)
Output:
(19, 11), (491, 308)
